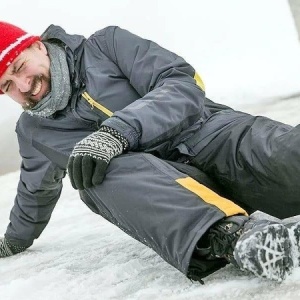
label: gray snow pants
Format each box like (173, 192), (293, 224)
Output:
(79, 152), (246, 277)
(79, 107), (300, 280)
(186, 109), (300, 219)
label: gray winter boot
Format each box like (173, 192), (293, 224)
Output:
(195, 215), (294, 281)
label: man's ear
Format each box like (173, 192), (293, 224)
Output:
(32, 40), (48, 55)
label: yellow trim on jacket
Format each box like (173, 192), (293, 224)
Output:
(194, 72), (205, 91)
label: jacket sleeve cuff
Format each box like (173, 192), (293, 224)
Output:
(101, 117), (140, 150)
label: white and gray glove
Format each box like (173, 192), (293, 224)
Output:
(0, 238), (27, 257)
(68, 125), (129, 190)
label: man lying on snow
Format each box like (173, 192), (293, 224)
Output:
(0, 20), (299, 283)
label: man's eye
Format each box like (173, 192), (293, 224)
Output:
(16, 62), (24, 72)
(5, 82), (11, 92)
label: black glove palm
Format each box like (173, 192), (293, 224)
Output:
(68, 126), (129, 190)
(0, 238), (27, 257)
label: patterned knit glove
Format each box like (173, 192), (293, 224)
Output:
(0, 238), (27, 257)
(68, 125), (129, 190)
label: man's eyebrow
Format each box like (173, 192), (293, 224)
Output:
(10, 58), (21, 73)
(14, 57), (22, 66)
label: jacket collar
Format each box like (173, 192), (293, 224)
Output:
(41, 24), (85, 89)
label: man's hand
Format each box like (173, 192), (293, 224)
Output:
(67, 125), (129, 190)
(0, 238), (27, 257)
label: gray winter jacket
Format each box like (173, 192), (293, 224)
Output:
(5, 25), (211, 248)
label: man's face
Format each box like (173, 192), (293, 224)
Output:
(0, 41), (51, 108)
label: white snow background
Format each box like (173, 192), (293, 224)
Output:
(1, 0), (300, 299)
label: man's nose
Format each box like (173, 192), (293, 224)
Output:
(14, 76), (31, 93)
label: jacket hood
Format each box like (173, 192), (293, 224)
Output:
(41, 25), (86, 89)
(41, 24), (85, 52)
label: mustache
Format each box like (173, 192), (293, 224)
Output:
(22, 75), (51, 110)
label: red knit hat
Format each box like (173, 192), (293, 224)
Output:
(0, 21), (40, 93)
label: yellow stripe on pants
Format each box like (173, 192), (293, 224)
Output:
(176, 177), (248, 217)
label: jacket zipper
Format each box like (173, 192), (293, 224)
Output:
(82, 91), (113, 117)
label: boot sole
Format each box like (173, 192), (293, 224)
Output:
(286, 221), (300, 267)
(233, 223), (293, 281)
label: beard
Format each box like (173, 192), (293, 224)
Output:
(22, 74), (51, 110)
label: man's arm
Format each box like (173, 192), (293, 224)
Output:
(87, 26), (206, 151)
(2, 118), (65, 255)
(68, 26), (207, 189)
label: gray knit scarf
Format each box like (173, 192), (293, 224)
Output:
(26, 42), (71, 118)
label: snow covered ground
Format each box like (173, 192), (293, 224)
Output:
(1, 135), (300, 300)
(1, 0), (300, 299)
